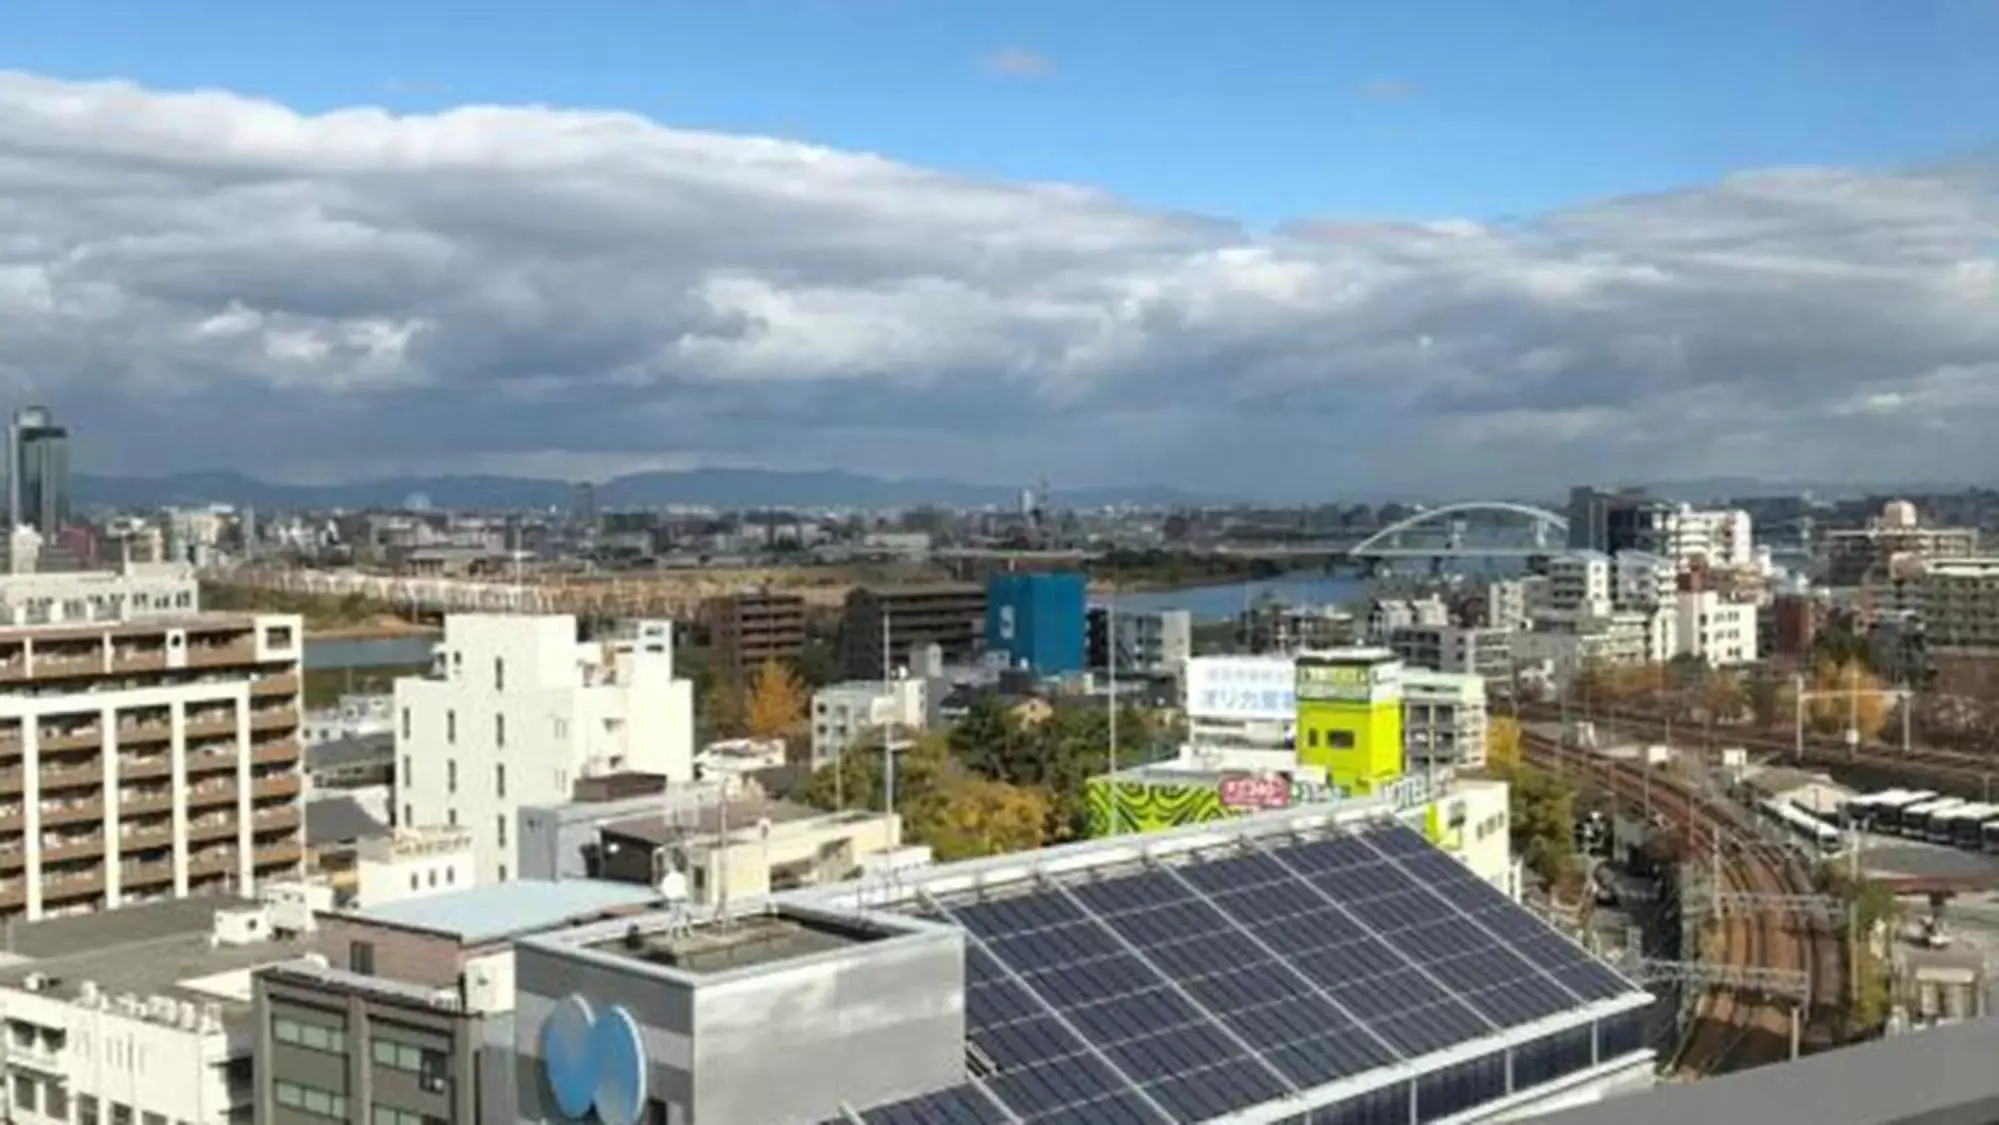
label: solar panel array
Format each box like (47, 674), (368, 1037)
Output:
(841, 823), (1641, 1125)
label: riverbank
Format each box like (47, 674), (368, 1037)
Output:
(310, 620), (440, 641)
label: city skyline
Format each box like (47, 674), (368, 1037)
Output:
(0, 5), (1994, 499)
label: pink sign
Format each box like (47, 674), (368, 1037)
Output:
(1219, 772), (1293, 811)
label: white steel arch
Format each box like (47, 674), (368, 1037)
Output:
(1348, 501), (1568, 558)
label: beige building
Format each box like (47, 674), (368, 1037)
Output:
(1402, 669), (1490, 771)
(1826, 500), (1979, 585)
(0, 611), (306, 922)
(594, 794), (903, 903)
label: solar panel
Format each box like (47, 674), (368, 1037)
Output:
(853, 821), (1642, 1124)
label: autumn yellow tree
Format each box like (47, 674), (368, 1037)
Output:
(743, 657), (807, 739)
(912, 777), (1051, 861)
(1486, 716), (1523, 771)
(1797, 659), (1889, 741)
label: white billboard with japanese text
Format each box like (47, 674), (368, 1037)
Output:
(1184, 656), (1296, 721)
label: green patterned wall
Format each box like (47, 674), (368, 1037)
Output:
(1085, 777), (1234, 837)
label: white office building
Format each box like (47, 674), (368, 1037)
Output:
(1674, 590), (1760, 667)
(1541, 552), (1614, 619)
(1403, 669), (1490, 771)
(352, 824), (476, 909)
(809, 677), (928, 769)
(1655, 505), (1755, 570)
(394, 615), (695, 883)
(1612, 551), (1677, 612)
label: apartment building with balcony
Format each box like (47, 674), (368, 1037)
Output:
(837, 583), (985, 679)
(0, 611), (306, 923)
(704, 588), (807, 678)
(0, 888), (323, 1125)
(0, 562), (199, 627)
(1922, 558), (1999, 657)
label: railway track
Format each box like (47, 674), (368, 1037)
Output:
(1520, 733), (1844, 1077)
(1516, 699), (1999, 790)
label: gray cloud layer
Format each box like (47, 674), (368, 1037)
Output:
(0, 71), (1994, 498)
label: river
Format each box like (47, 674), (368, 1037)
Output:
(303, 634), (438, 671)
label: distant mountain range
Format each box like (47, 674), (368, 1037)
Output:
(72, 469), (1226, 512)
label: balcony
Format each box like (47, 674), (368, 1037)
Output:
(42, 866), (105, 900)
(111, 645), (169, 673)
(119, 821), (174, 849)
(114, 719), (173, 746)
(42, 835), (105, 863)
(0, 654), (25, 683)
(37, 726), (102, 753)
(0, 881), (23, 908)
(31, 647), (105, 678)
(118, 790), (175, 816)
(249, 706), (299, 733)
(186, 748), (240, 775)
(0, 846), (22, 872)
(183, 711), (240, 739)
(250, 673), (300, 697)
(39, 761), (103, 792)
(187, 636), (257, 668)
(42, 799), (105, 828)
(119, 756), (171, 781)
(253, 840), (302, 867)
(253, 805), (302, 833)
(187, 818), (239, 845)
(122, 859), (174, 888)
(251, 741), (301, 767)
(252, 774), (301, 801)
(187, 784), (239, 810)
(0, 766), (21, 795)
(188, 851), (237, 878)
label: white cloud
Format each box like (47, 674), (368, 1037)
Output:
(0, 71), (1995, 497)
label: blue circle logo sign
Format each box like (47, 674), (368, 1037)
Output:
(540, 995), (648, 1125)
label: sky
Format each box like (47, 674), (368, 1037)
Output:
(0, 0), (1996, 499)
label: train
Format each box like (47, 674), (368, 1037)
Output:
(1755, 796), (1844, 857)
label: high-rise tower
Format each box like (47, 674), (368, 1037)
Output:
(8, 406), (70, 537)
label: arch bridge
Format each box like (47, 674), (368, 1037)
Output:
(1348, 502), (1568, 560)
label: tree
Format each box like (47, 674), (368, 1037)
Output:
(1499, 765), (1577, 888)
(743, 658), (807, 739)
(1799, 659), (1889, 741)
(798, 731), (952, 815)
(910, 777), (1051, 861)
(949, 694), (1026, 780)
(1487, 716), (1523, 771)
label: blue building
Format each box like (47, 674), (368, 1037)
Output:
(985, 571), (1086, 674)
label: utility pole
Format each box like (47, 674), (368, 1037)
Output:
(1107, 588), (1120, 836)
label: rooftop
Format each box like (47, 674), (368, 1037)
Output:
(1536, 1016), (1999, 1125)
(584, 907), (901, 976)
(339, 878), (662, 944)
(305, 793), (390, 846)
(600, 795), (833, 845)
(789, 809), (1653, 1124)
(0, 896), (314, 1017)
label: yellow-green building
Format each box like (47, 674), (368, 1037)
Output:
(1295, 648), (1406, 796)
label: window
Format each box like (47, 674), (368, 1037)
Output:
(371, 1037), (450, 1094)
(349, 940), (375, 975)
(13, 1075), (36, 1113)
(402, 804), (413, 826)
(497, 815), (507, 847)
(447, 760), (457, 794)
(1328, 729), (1357, 750)
(447, 808), (458, 827)
(78, 1095), (99, 1125)
(112, 1105), (131, 1125)
(402, 755), (411, 783)
(495, 714), (506, 749)
(373, 1107), (448, 1125)
(401, 707), (411, 740)
(47, 1085), (68, 1121)
(494, 657), (505, 692)
(495, 764), (506, 798)
(498, 864), (507, 881)
(144, 1113), (166, 1125)
(446, 710), (456, 744)
(274, 1081), (348, 1119)
(274, 1017), (347, 1054)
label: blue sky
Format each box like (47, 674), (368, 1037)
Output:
(6, 0), (1996, 227)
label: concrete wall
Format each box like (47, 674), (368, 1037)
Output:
(512, 922), (967, 1125)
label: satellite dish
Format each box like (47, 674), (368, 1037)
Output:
(657, 869), (689, 904)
